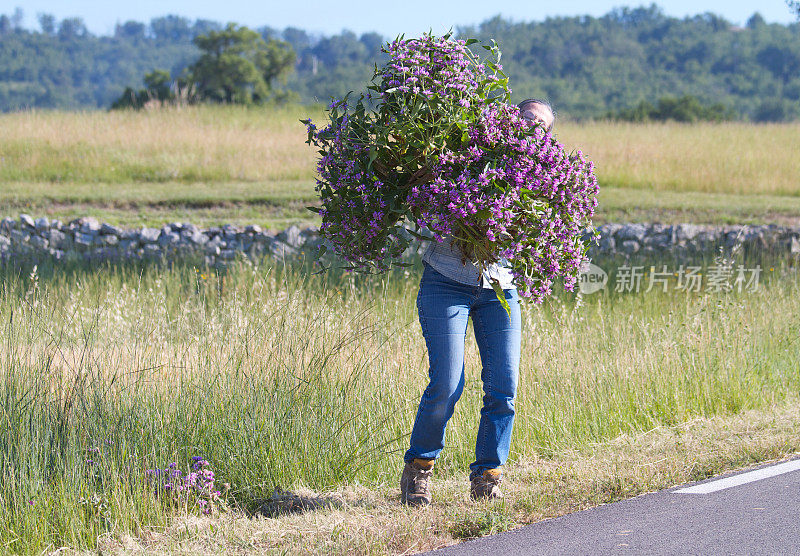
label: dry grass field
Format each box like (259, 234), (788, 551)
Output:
(2, 106), (800, 228)
(555, 120), (800, 195)
(0, 105), (317, 183)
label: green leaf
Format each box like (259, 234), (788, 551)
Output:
(490, 279), (512, 317)
(312, 261), (330, 275)
(465, 38), (479, 45)
(306, 206), (321, 213)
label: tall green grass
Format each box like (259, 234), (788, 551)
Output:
(1, 251), (799, 552)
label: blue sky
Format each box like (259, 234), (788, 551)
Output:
(9, 0), (798, 37)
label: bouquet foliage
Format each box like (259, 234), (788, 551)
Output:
(302, 32), (599, 304)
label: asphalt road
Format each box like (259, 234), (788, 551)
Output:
(429, 455), (800, 555)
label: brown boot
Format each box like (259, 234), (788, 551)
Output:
(400, 458), (434, 506)
(470, 468), (503, 500)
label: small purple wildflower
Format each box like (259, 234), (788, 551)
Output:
(145, 456), (223, 516)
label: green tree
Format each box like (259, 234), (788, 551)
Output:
(189, 23), (294, 104)
(754, 98), (800, 121)
(110, 69), (177, 109)
(37, 13), (56, 35)
(143, 69), (174, 101)
(114, 21), (146, 42)
(150, 15), (192, 43)
(788, 1), (800, 19)
(57, 17), (87, 41)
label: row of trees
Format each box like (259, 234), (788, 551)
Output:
(0, 11), (224, 42)
(111, 24), (295, 108)
(457, 6), (800, 121)
(605, 95), (735, 122)
(1, 5), (800, 120)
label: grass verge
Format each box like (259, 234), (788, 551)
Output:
(98, 398), (800, 554)
(1, 251), (799, 553)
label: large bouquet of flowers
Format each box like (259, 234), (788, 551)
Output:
(302, 32), (599, 305)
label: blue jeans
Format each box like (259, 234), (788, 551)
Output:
(404, 262), (522, 479)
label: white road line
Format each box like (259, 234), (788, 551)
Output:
(673, 459), (800, 494)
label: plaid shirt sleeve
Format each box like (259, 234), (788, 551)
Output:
(421, 235), (516, 289)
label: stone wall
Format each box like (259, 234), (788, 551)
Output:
(585, 222), (800, 259)
(1, 214), (799, 267)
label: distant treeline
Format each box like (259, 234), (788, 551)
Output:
(1, 4), (799, 120)
(605, 94), (736, 122)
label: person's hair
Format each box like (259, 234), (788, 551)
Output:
(517, 98), (556, 131)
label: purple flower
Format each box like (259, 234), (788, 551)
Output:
(303, 32), (598, 295)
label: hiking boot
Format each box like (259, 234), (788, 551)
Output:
(400, 458), (434, 506)
(470, 468), (503, 500)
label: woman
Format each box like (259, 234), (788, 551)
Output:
(400, 99), (556, 506)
